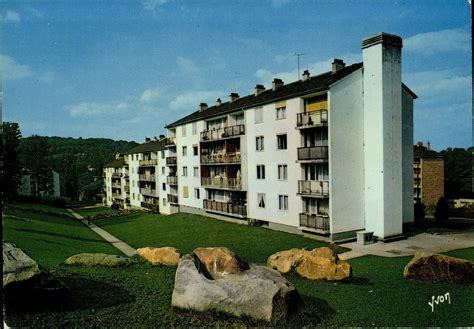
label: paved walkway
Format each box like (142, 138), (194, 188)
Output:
(339, 230), (474, 260)
(67, 209), (137, 257)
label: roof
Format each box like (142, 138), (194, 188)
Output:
(414, 145), (443, 159)
(166, 62), (364, 128)
(103, 158), (125, 168)
(402, 83), (418, 99)
(124, 139), (166, 155)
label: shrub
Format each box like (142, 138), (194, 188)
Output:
(435, 197), (449, 224)
(111, 203), (120, 210)
(51, 197), (67, 208)
(414, 202), (425, 222)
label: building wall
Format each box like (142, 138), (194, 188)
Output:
(328, 68), (365, 234)
(128, 154), (141, 208)
(402, 89), (414, 223)
(421, 158), (444, 207)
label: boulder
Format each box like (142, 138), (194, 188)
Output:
(64, 253), (133, 267)
(267, 247), (351, 281)
(404, 252), (474, 284)
(137, 246), (181, 266)
(3, 242), (40, 287)
(192, 247), (249, 280)
(172, 255), (301, 322)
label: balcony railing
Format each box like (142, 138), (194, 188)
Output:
(141, 201), (159, 212)
(201, 152), (241, 164)
(166, 156), (177, 165)
(201, 177), (241, 190)
(139, 174), (156, 182)
(112, 193), (124, 199)
(203, 199), (247, 217)
(299, 213), (330, 233)
(140, 188), (157, 197)
(167, 175), (178, 185)
(200, 124), (245, 142)
(296, 110), (328, 128)
(167, 193), (178, 204)
(124, 185), (130, 192)
(164, 137), (176, 147)
(139, 159), (158, 166)
(112, 183), (122, 189)
(297, 146), (328, 161)
(298, 180), (329, 197)
(111, 172), (121, 178)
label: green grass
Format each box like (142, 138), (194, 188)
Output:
(74, 206), (117, 218)
(4, 210), (474, 327)
(11, 202), (71, 215)
(3, 208), (121, 269)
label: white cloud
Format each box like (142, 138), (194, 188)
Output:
(0, 54), (32, 80)
(169, 90), (222, 113)
(0, 10), (20, 22)
(405, 29), (470, 55)
(68, 102), (129, 117)
(140, 86), (165, 103)
(143, 0), (173, 10)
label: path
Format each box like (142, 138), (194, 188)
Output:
(67, 209), (137, 257)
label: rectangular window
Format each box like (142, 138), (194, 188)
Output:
(193, 146), (198, 156)
(192, 122), (197, 135)
(162, 183), (166, 191)
(161, 151), (165, 159)
(255, 107), (263, 123)
(183, 186), (189, 198)
(182, 125), (187, 137)
(193, 167), (199, 177)
(279, 195), (288, 210)
(276, 106), (286, 119)
(277, 134), (287, 150)
(133, 193), (135, 200)
(278, 164), (288, 180)
(257, 165), (265, 179)
(162, 167), (165, 175)
(183, 166), (188, 177)
(182, 146), (187, 156)
(257, 193), (266, 208)
(194, 188), (200, 199)
(256, 136), (264, 151)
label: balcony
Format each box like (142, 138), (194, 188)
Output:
(201, 177), (242, 190)
(139, 174), (156, 182)
(299, 213), (330, 233)
(297, 146), (328, 162)
(124, 185), (130, 193)
(141, 201), (159, 212)
(413, 167), (421, 176)
(298, 180), (329, 197)
(203, 199), (247, 218)
(296, 110), (328, 128)
(166, 156), (177, 166)
(140, 188), (157, 197)
(139, 159), (158, 166)
(200, 124), (245, 142)
(112, 193), (124, 200)
(167, 175), (178, 185)
(167, 193), (178, 204)
(112, 183), (122, 189)
(201, 152), (241, 164)
(111, 172), (121, 178)
(164, 137), (176, 148)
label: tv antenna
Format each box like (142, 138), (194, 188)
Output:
(294, 53), (306, 79)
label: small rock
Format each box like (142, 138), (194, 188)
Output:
(192, 247), (249, 280)
(137, 247), (181, 266)
(267, 248), (307, 274)
(64, 253), (133, 267)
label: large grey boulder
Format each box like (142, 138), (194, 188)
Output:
(3, 242), (40, 287)
(171, 255), (301, 322)
(64, 253), (133, 267)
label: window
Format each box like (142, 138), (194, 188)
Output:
(183, 166), (188, 177)
(276, 106), (286, 119)
(258, 193), (266, 208)
(278, 164), (288, 180)
(193, 167), (199, 177)
(192, 122), (197, 135)
(132, 167), (134, 174)
(182, 125), (187, 137)
(256, 136), (264, 151)
(193, 146), (198, 156)
(162, 183), (166, 191)
(183, 186), (189, 198)
(277, 134), (287, 150)
(162, 167), (165, 175)
(257, 165), (265, 179)
(279, 195), (288, 210)
(194, 188), (200, 199)
(182, 146), (187, 156)
(161, 151), (165, 159)
(133, 193), (135, 200)
(255, 107), (263, 123)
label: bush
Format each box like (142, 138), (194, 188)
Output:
(51, 198), (67, 208)
(435, 197), (449, 224)
(111, 203), (120, 210)
(414, 202), (425, 222)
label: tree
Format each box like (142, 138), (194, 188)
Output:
(1, 122), (22, 201)
(435, 197), (449, 224)
(440, 147), (472, 198)
(18, 135), (52, 196)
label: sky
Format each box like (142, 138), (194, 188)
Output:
(1, 0), (471, 151)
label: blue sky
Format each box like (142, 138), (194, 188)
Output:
(1, 0), (471, 151)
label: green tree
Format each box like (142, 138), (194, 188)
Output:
(440, 147), (472, 198)
(1, 122), (23, 201)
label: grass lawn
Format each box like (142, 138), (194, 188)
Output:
(4, 210), (474, 327)
(11, 202), (71, 216)
(74, 206), (117, 218)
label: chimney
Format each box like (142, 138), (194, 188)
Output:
(427, 141), (431, 151)
(145, 137), (151, 143)
(362, 32), (404, 239)
(272, 78), (284, 91)
(199, 103), (208, 112)
(331, 59), (345, 73)
(216, 98), (222, 106)
(153, 136), (158, 141)
(254, 84), (265, 96)
(229, 93), (239, 102)
(302, 70), (310, 81)
(159, 134), (165, 140)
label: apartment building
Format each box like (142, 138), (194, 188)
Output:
(413, 143), (444, 207)
(103, 156), (129, 208)
(103, 32), (417, 241)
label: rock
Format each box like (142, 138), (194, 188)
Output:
(3, 242), (41, 287)
(404, 252), (474, 284)
(171, 255), (301, 322)
(64, 253), (133, 267)
(137, 247), (181, 266)
(267, 247), (351, 281)
(192, 247), (249, 280)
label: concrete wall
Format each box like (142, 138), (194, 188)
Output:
(402, 89), (414, 223)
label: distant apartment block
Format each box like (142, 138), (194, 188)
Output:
(413, 142), (444, 207)
(19, 169), (60, 198)
(103, 32), (417, 241)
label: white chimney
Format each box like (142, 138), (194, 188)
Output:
(272, 79), (283, 91)
(331, 59), (345, 73)
(229, 93), (239, 102)
(302, 70), (310, 81)
(198, 103), (208, 112)
(216, 98), (222, 106)
(254, 84), (265, 96)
